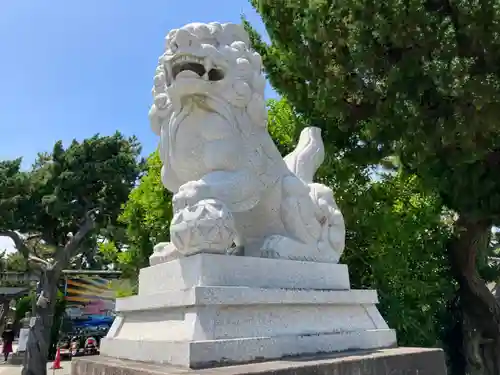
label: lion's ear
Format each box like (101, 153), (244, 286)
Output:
(149, 105), (162, 136)
(149, 99), (173, 136)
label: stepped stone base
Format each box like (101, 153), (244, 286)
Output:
(99, 254), (398, 369)
(9, 351), (24, 365)
(72, 348), (447, 375)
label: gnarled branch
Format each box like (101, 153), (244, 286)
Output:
(0, 230), (49, 270)
(0, 230), (31, 259)
(54, 208), (99, 271)
(28, 254), (50, 268)
(26, 233), (45, 258)
(25, 233), (43, 242)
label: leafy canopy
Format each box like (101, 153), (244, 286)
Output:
(270, 98), (454, 347)
(117, 151), (172, 275)
(0, 132), (142, 259)
(247, 0), (500, 222)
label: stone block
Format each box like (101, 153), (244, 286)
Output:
(72, 347), (447, 375)
(9, 351), (24, 365)
(139, 253), (350, 294)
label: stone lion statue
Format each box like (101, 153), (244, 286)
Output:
(149, 22), (345, 264)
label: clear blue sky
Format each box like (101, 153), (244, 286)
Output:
(0, 0), (274, 252)
(0, 0), (274, 169)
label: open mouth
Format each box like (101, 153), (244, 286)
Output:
(169, 55), (224, 82)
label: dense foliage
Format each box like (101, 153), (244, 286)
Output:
(117, 152), (172, 277)
(0, 132), (142, 259)
(0, 251), (27, 273)
(271, 99), (456, 348)
(246, 2), (500, 372)
(0, 132), (142, 375)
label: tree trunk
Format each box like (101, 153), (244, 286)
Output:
(463, 312), (484, 375)
(22, 268), (59, 375)
(447, 215), (500, 375)
(478, 338), (500, 375)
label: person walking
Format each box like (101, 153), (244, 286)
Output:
(1, 322), (14, 363)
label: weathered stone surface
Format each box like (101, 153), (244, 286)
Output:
(140, 253), (350, 294)
(101, 328), (396, 369)
(100, 284), (396, 367)
(72, 348), (447, 375)
(100, 254), (396, 368)
(118, 286), (379, 311)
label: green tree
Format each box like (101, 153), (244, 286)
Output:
(345, 174), (455, 347)
(0, 132), (141, 375)
(269, 99), (455, 349)
(118, 151), (172, 277)
(247, 2), (500, 372)
(1, 251), (28, 273)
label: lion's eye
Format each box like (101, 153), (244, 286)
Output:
(208, 69), (224, 81)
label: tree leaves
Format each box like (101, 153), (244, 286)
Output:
(248, 0), (500, 222)
(118, 151), (173, 275)
(0, 132), (142, 267)
(266, 98), (456, 348)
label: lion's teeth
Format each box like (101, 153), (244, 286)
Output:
(172, 55), (204, 65)
(203, 57), (212, 80)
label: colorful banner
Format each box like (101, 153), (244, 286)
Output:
(64, 276), (116, 317)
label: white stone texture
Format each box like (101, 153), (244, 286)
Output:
(149, 21), (345, 264)
(141, 253), (350, 294)
(169, 199), (236, 255)
(101, 329), (396, 369)
(100, 254), (397, 368)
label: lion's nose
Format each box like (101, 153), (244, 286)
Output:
(171, 29), (201, 50)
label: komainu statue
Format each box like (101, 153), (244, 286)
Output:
(149, 22), (345, 264)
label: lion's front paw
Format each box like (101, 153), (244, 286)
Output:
(150, 242), (184, 265)
(173, 180), (212, 211)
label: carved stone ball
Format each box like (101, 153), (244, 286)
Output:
(170, 198), (236, 255)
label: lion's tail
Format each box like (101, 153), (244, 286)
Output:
(283, 127), (325, 183)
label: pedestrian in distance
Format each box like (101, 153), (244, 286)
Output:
(1, 322), (14, 363)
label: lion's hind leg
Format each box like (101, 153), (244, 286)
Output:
(244, 235), (337, 263)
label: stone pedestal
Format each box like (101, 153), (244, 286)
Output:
(99, 254), (397, 369)
(73, 348), (447, 375)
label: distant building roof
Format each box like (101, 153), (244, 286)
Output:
(0, 287), (29, 297)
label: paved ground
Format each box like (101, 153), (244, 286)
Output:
(0, 360), (71, 375)
(0, 339), (70, 374)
